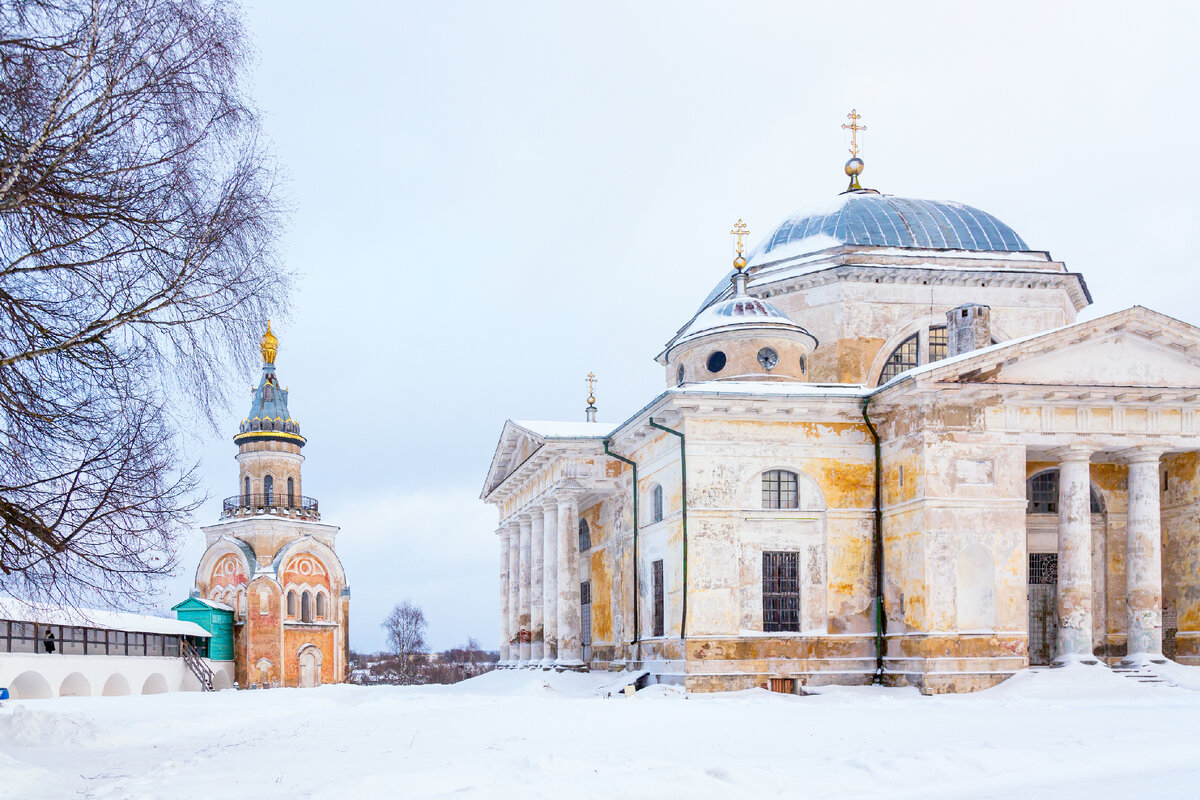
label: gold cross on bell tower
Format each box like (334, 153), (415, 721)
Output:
(586, 372), (597, 405)
(842, 108), (867, 158)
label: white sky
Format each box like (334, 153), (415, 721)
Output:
(161, 1), (1200, 652)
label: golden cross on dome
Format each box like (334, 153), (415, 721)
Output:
(842, 109), (867, 158)
(586, 372), (597, 405)
(730, 219), (750, 256)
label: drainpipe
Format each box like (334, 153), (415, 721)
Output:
(861, 396), (885, 684)
(649, 419), (688, 639)
(603, 440), (639, 653)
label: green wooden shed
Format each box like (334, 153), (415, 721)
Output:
(172, 596), (235, 661)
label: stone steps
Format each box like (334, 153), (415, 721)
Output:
(1112, 663), (1178, 688)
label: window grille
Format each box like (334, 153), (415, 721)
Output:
(1029, 552), (1058, 585)
(263, 475), (274, 505)
(762, 470), (799, 509)
(580, 580), (592, 660)
(578, 518), (591, 552)
(769, 677), (796, 694)
(762, 551), (801, 632)
(652, 560), (665, 637)
(879, 333), (919, 384)
(928, 326), (948, 362)
(651, 484), (664, 523)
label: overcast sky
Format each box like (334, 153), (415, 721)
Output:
(159, 1), (1200, 652)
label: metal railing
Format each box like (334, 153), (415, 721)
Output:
(221, 493), (319, 518)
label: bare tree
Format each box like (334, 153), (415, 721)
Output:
(380, 600), (428, 684)
(0, 0), (289, 607)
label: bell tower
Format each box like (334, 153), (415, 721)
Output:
(194, 322), (349, 688)
(231, 322), (313, 518)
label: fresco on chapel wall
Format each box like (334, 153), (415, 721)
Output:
(209, 553), (248, 590)
(282, 553), (331, 591)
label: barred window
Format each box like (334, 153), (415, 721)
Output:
(650, 484), (664, 523)
(652, 559), (665, 637)
(578, 518), (591, 551)
(762, 552), (800, 632)
(928, 325), (948, 362)
(762, 470), (799, 510)
(879, 334), (919, 384)
(264, 475), (274, 505)
(1027, 470), (1104, 514)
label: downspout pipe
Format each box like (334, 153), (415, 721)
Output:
(861, 396), (885, 683)
(649, 419), (688, 639)
(603, 440), (639, 652)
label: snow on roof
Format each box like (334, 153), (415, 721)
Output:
(670, 381), (867, 398)
(512, 420), (619, 439)
(188, 597), (234, 612)
(0, 597), (210, 638)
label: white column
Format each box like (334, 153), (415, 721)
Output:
(1056, 448), (1097, 663)
(1126, 449), (1165, 660)
(529, 510), (545, 664)
(540, 498), (559, 668)
(498, 527), (510, 666)
(518, 514), (532, 665)
(556, 491), (584, 668)
(506, 521), (519, 666)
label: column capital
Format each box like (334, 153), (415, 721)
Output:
(1049, 445), (1093, 463)
(535, 495), (559, 511)
(1120, 447), (1167, 465)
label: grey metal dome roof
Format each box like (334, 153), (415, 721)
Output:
(749, 192), (1029, 264)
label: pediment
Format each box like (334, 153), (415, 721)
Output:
(989, 334), (1200, 387)
(480, 421), (545, 500)
(916, 306), (1200, 392)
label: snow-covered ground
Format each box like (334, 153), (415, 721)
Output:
(4, 666), (1200, 799)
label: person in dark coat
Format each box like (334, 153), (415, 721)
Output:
(43, 629), (55, 654)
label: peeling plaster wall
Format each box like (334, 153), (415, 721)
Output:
(1164, 452), (1200, 663)
(763, 277), (1077, 384)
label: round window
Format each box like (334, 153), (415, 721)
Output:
(757, 347), (779, 370)
(676, 363), (685, 386)
(706, 351), (726, 373)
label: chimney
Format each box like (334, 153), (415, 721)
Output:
(946, 303), (992, 357)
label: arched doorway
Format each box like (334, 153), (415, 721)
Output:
(298, 646), (322, 688)
(1025, 469), (1107, 665)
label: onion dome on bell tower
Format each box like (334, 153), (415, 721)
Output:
(228, 322), (313, 519)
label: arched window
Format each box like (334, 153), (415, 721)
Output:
(263, 475), (274, 505)
(578, 519), (591, 552)
(243, 476), (250, 504)
(1026, 470), (1104, 514)
(287, 477), (295, 508)
(286, 590), (296, 618)
(651, 484), (664, 523)
(315, 592), (326, 619)
(762, 470), (800, 509)
(879, 334), (919, 384)
(301, 591), (312, 623)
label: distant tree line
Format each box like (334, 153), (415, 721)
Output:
(352, 599), (498, 686)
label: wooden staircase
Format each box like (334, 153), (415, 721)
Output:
(182, 639), (217, 692)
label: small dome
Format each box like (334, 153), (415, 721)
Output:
(668, 293), (813, 354)
(749, 193), (1030, 265)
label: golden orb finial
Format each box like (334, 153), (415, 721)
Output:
(260, 320), (278, 365)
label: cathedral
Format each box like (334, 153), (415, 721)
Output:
(193, 324), (350, 688)
(481, 114), (1200, 693)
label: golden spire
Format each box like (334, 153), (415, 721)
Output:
(586, 372), (597, 406)
(730, 219), (750, 270)
(260, 320), (278, 365)
(842, 108), (866, 158)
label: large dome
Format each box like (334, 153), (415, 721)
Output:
(748, 192), (1030, 265)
